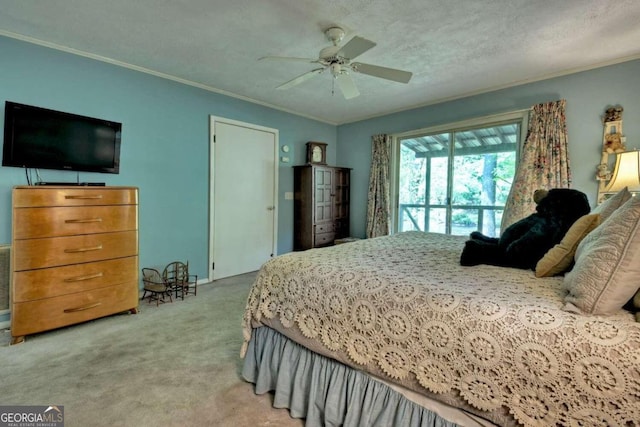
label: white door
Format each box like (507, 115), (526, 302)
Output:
(209, 117), (278, 280)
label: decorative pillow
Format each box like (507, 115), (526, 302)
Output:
(591, 187), (631, 222)
(535, 214), (600, 277)
(563, 195), (640, 314)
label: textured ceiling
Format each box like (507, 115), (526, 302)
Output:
(1, 0), (640, 125)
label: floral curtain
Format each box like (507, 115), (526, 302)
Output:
(366, 134), (392, 238)
(501, 99), (572, 230)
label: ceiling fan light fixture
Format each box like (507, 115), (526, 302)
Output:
(319, 46), (340, 61)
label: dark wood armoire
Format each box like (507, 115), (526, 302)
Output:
(293, 164), (350, 250)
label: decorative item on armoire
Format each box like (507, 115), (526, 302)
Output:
(306, 141), (327, 165)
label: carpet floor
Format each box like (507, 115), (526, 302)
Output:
(0, 272), (304, 427)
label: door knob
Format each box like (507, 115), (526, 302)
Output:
(267, 206), (275, 211)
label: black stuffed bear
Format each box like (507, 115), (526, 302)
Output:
(460, 188), (590, 270)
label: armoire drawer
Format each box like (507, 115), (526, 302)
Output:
(12, 257), (139, 302)
(13, 187), (138, 208)
(315, 222), (335, 234)
(13, 205), (138, 239)
(11, 281), (139, 337)
(315, 232), (335, 246)
(13, 230), (138, 271)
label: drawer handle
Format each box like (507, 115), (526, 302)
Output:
(64, 302), (102, 313)
(64, 272), (104, 282)
(64, 195), (103, 200)
(64, 245), (103, 253)
(65, 218), (103, 224)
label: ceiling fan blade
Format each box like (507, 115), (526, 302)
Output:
(351, 62), (412, 83)
(335, 73), (360, 99)
(260, 56), (317, 63)
(277, 68), (325, 90)
(337, 36), (376, 60)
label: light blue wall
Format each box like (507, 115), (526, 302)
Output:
(2, 34), (639, 281)
(337, 59), (640, 238)
(0, 36), (337, 281)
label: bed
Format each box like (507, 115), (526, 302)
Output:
(241, 194), (640, 426)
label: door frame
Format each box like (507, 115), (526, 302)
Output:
(208, 116), (279, 282)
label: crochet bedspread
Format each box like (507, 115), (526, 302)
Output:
(242, 231), (640, 426)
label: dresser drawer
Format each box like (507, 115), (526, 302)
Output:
(13, 205), (138, 239)
(315, 232), (335, 247)
(13, 230), (138, 271)
(12, 257), (138, 302)
(11, 281), (139, 337)
(13, 187), (138, 208)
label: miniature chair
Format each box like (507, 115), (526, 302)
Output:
(141, 268), (173, 306)
(163, 261), (198, 300)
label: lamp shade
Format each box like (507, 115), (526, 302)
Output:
(603, 150), (640, 193)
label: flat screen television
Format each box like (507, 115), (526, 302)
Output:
(2, 101), (122, 174)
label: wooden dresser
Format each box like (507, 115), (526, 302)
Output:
(10, 186), (139, 344)
(293, 165), (350, 250)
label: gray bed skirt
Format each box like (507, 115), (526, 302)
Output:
(242, 326), (461, 427)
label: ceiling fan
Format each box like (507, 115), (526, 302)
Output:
(260, 27), (412, 99)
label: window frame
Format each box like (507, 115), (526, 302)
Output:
(390, 110), (529, 235)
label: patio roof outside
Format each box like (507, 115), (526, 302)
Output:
(402, 123), (518, 157)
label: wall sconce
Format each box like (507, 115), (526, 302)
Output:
(602, 150), (640, 195)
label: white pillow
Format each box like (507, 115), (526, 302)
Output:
(592, 187), (631, 222)
(563, 195), (640, 315)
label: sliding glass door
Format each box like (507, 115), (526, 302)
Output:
(396, 118), (522, 236)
